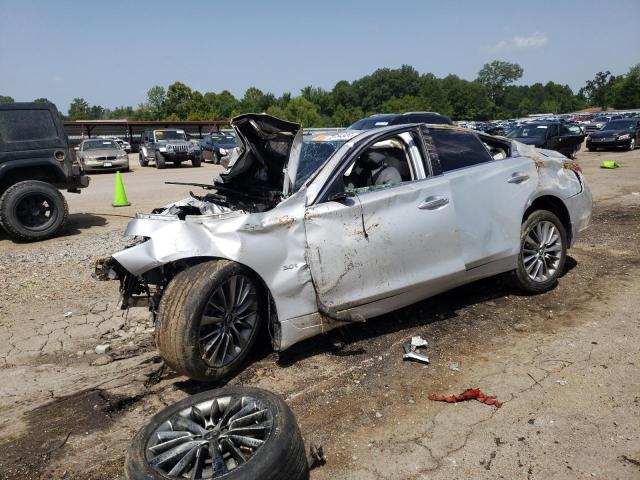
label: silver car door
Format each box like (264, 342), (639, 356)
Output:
(304, 129), (465, 316)
(426, 128), (537, 272)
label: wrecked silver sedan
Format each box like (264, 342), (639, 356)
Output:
(96, 114), (592, 381)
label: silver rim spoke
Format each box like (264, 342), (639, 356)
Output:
(522, 220), (563, 283)
(146, 395), (273, 479)
(198, 274), (258, 368)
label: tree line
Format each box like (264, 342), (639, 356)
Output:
(2, 61), (639, 126)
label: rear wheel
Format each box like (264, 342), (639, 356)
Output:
(155, 151), (166, 169)
(156, 260), (264, 382)
(0, 180), (68, 241)
(506, 210), (567, 294)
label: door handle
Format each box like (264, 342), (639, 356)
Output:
(418, 196), (449, 210)
(507, 172), (530, 184)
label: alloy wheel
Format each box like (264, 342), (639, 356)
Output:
(198, 275), (258, 368)
(522, 220), (563, 283)
(145, 394), (273, 478)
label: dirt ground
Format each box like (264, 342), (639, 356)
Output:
(0, 146), (639, 480)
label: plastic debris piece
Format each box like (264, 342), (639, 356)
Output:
(308, 444), (326, 470)
(95, 344), (111, 355)
(410, 336), (428, 349)
(403, 351), (430, 364)
(428, 388), (502, 408)
(600, 160), (619, 169)
(449, 362), (460, 371)
(64, 311), (73, 318)
(555, 380), (567, 386)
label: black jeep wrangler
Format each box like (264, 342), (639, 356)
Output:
(0, 102), (90, 241)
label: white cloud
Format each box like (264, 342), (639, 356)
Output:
(484, 32), (549, 53)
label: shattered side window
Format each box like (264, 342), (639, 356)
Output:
(429, 129), (493, 173)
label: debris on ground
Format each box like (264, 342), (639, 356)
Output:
(600, 160), (620, 169)
(556, 380), (568, 386)
(94, 344), (111, 355)
(428, 388), (503, 408)
(308, 444), (327, 470)
(449, 362), (460, 371)
(63, 311), (73, 318)
(402, 335), (429, 363)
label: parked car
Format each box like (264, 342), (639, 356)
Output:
(505, 122), (585, 159)
(0, 102), (90, 241)
(139, 129), (202, 169)
(200, 132), (237, 165)
(114, 138), (131, 153)
(77, 139), (129, 172)
(586, 118), (640, 151)
(96, 114), (592, 382)
(583, 116), (610, 134)
(349, 111), (452, 130)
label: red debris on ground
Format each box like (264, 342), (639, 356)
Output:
(428, 388), (502, 408)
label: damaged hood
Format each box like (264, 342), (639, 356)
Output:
(220, 114), (303, 196)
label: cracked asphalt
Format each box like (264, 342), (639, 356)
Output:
(0, 147), (639, 479)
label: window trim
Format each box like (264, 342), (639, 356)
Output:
(314, 126), (429, 204)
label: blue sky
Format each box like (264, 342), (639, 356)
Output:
(1, 0), (638, 113)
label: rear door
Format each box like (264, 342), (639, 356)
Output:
(425, 127), (537, 273)
(304, 127), (465, 316)
(560, 123), (585, 156)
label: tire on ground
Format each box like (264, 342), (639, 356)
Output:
(0, 180), (68, 241)
(155, 151), (166, 169)
(124, 386), (309, 480)
(138, 153), (148, 167)
(155, 260), (264, 382)
(505, 209), (567, 294)
(192, 155), (202, 167)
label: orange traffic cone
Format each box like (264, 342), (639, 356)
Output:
(112, 171), (131, 207)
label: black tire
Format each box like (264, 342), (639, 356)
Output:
(588, 147), (596, 152)
(173, 160), (181, 168)
(505, 210), (567, 294)
(155, 151), (166, 169)
(139, 153), (149, 167)
(156, 260), (265, 382)
(124, 386), (308, 480)
(0, 180), (68, 241)
(192, 156), (202, 167)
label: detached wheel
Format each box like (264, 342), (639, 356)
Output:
(155, 151), (166, 169)
(156, 260), (264, 382)
(0, 180), (68, 241)
(506, 210), (567, 293)
(125, 387), (308, 480)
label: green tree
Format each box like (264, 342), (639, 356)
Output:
(612, 64), (640, 109)
(146, 85), (166, 119)
(579, 71), (618, 110)
(0, 95), (15, 103)
(477, 60), (524, 102)
(67, 97), (90, 120)
(164, 82), (193, 119)
(33, 97), (50, 103)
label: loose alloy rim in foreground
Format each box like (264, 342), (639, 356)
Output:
(198, 275), (258, 368)
(146, 395), (273, 478)
(522, 220), (563, 283)
(14, 193), (56, 230)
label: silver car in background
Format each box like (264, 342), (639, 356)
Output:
(96, 114), (592, 382)
(77, 139), (129, 172)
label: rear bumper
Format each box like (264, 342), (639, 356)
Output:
(66, 164), (90, 192)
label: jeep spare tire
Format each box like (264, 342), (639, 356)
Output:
(0, 180), (68, 241)
(125, 387), (309, 480)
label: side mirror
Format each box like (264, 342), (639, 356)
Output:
(328, 190), (355, 202)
